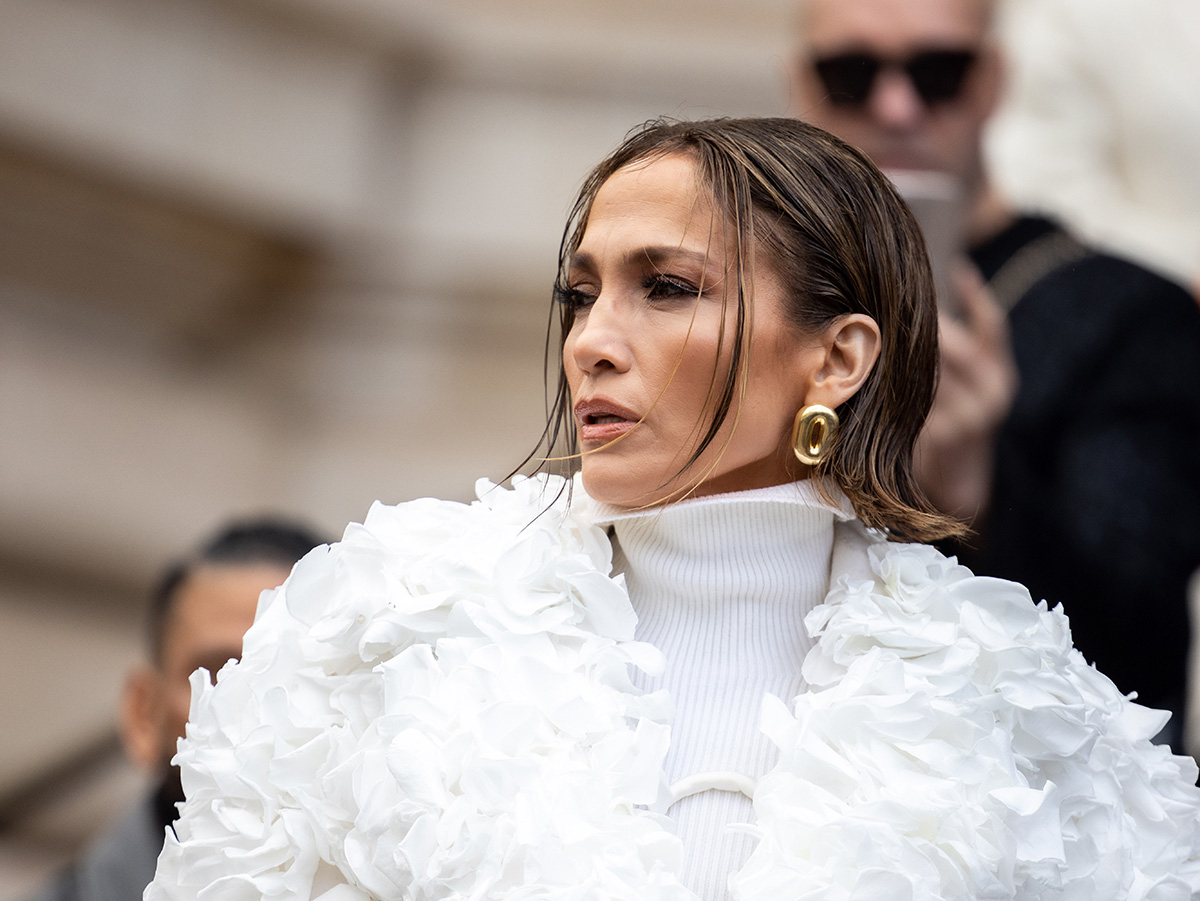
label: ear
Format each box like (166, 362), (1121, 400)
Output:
(804, 314), (881, 408)
(120, 666), (166, 772)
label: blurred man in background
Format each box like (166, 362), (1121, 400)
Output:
(790, 0), (1200, 747)
(30, 519), (326, 901)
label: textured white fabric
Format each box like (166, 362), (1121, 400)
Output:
(593, 481), (851, 899)
(145, 475), (1200, 900)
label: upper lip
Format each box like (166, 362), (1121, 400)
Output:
(573, 397), (639, 425)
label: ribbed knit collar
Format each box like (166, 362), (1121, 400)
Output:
(589, 480), (854, 609)
(587, 479), (856, 895)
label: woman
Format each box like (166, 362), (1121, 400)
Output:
(146, 119), (1200, 900)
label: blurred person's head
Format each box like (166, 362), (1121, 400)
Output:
(120, 519), (325, 819)
(789, 0), (1002, 205)
(544, 117), (962, 543)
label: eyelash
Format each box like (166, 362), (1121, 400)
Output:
(646, 274), (698, 298)
(553, 275), (699, 309)
(553, 284), (591, 309)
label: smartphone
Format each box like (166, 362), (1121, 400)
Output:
(885, 169), (966, 318)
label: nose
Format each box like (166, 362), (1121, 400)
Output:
(566, 295), (633, 376)
(867, 66), (925, 130)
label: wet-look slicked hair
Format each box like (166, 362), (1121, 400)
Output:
(536, 117), (964, 543)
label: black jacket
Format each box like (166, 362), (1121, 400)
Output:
(956, 215), (1200, 745)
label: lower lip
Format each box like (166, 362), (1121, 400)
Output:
(579, 420), (635, 443)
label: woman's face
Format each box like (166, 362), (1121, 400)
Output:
(563, 153), (829, 508)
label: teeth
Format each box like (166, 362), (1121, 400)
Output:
(592, 414), (626, 424)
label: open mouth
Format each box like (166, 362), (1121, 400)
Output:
(575, 400), (638, 442)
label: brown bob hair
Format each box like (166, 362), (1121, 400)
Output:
(535, 117), (963, 543)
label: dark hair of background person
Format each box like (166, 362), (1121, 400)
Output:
(534, 116), (963, 543)
(146, 519), (328, 665)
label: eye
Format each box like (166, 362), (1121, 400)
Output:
(644, 274), (699, 299)
(553, 282), (596, 310)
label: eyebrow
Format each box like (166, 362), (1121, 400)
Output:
(569, 245), (715, 275)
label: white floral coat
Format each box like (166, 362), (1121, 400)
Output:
(145, 476), (1200, 901)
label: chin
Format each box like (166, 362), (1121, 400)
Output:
(580, 467), (672, 509)
(581, 477), (641, 509)
(581, 454), (798, 508)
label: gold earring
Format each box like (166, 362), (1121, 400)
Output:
(791, 404), (839, 466)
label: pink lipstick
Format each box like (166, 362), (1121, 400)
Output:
(574, 398), (639, 443)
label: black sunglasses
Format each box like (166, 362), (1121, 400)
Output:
(813, 49), (978, 107)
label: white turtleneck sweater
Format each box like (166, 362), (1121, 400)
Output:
(595, 480), (851, 899)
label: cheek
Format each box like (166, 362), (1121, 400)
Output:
(652, 335), (717, 420)
(169, 680), (193, 726)
(739, 326), (809, 431)
(670, 306), (729, 376)
(153, 681), (193, 761)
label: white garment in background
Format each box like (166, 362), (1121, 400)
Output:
(987, 0), (1200, 290)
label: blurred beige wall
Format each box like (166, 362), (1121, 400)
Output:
(0, 0), (794, 894)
